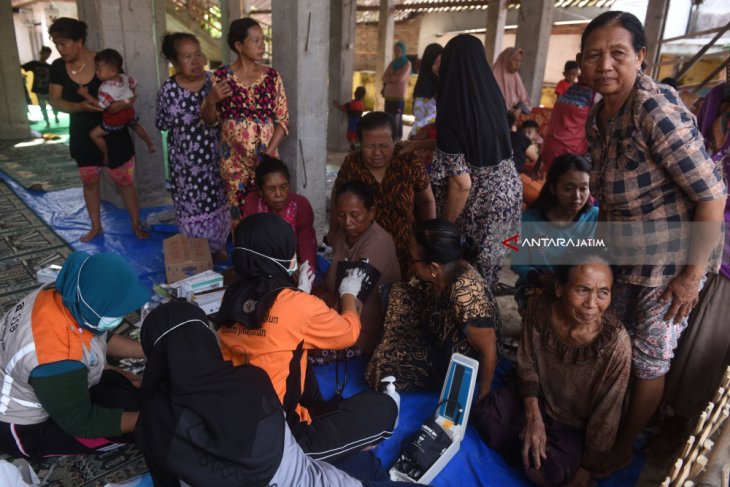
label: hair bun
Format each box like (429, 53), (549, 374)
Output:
(461, 234), (478, 262)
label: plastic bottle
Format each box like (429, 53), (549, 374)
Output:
(381, 376), (400, 428)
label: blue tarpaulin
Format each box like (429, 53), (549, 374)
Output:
(0, 170), (644, 486)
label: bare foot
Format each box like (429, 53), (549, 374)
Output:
(213, 249), (229, 262)
(148, 144), (156, 153)
(132, 224), (150, 240)
(102, 155), (109, 166)
(593, 448), (633, 479)
(80, 227), (103, 242)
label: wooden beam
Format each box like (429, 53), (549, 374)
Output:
(691, 57), (730, 94)
(643, 0), (669, 78)
(676, 20), (730, 81)
(662, 25), (729, 44)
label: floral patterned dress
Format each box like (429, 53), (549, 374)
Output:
(431, 149), (522, 290)
(212, 65), (289, 227)
(155, 73), (230, 253)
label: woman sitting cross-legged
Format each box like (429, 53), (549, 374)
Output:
(137, 301), (410, 487)
(215, 213), (397, 463)
(511, 153), (598, 313)
(242, 154), (317, 268)
(365, 218), (502, 401)
(474, 251), (631, 487)
(312, 180), (401, 361)
(0, 251), (148, 458)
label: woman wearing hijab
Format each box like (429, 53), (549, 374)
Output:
(215, 213), (397, 463)
(139, 301), (394, 487)
(0, 251), (148, 458)
(382, 41), (412, 140)
(434, 34), (522, 290)
(492, 47), (532, 114)
(410, 43), (442, 138)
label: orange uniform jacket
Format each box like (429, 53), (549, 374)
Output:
(218, 289), (361, 424)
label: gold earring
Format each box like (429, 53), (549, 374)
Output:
(431, 272), (437, 278)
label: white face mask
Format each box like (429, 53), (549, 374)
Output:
(235, 247), (298, 276)
(76, 257), (123, 332)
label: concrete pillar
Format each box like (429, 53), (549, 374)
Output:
(327, 0), (357, 152)
(0, 0), (32, 140)
(374, 0), (395, 111)
(485, 0), (508, 66)
(76, 0), (167, 207)
(643, 0), (669, 78)
(220, 0), (243, 66)
(271, 1), (329, 232)
(514, 0), (554, 107)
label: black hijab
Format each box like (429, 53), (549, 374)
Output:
(216, 213), (297, 329)
(137, 301), (284, 487)
(412, 43), (443, 99)
(436, 34), (512, 167)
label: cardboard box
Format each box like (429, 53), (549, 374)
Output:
(163, 234), (213, 283)
(168, 270), (224, 300)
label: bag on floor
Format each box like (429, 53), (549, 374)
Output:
(0, 459), (40, 487)
(393, 399), (461, 480)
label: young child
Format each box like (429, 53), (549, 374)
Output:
(520, 119), (542, 146)
(334, 86), (366, 150)
(83, 49), (155, 165)
(507, 112), (538, 174)
(555, 60), (580, 97)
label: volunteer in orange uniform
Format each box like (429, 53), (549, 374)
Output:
(216, 213), (397, 463)
(0, 251), (149, 458)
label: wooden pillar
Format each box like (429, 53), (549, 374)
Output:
(644, 0), (670, 78)
(374, 0), (395, 111)
(514, 0), (554, 107)
(271, 0), (329, 231)
(328, 0), (357, 151)
(485, 0), (508, 66)
(0, 0), (31, 139)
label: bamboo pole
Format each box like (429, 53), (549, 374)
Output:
(689, 455), (708, 479)
(670, 459), (685, 483)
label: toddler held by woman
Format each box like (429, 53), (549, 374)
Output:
(80, 48), (155, 165)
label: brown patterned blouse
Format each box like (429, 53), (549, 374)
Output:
(333, 151), (430, 277)
(517, 293), (632, 471)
